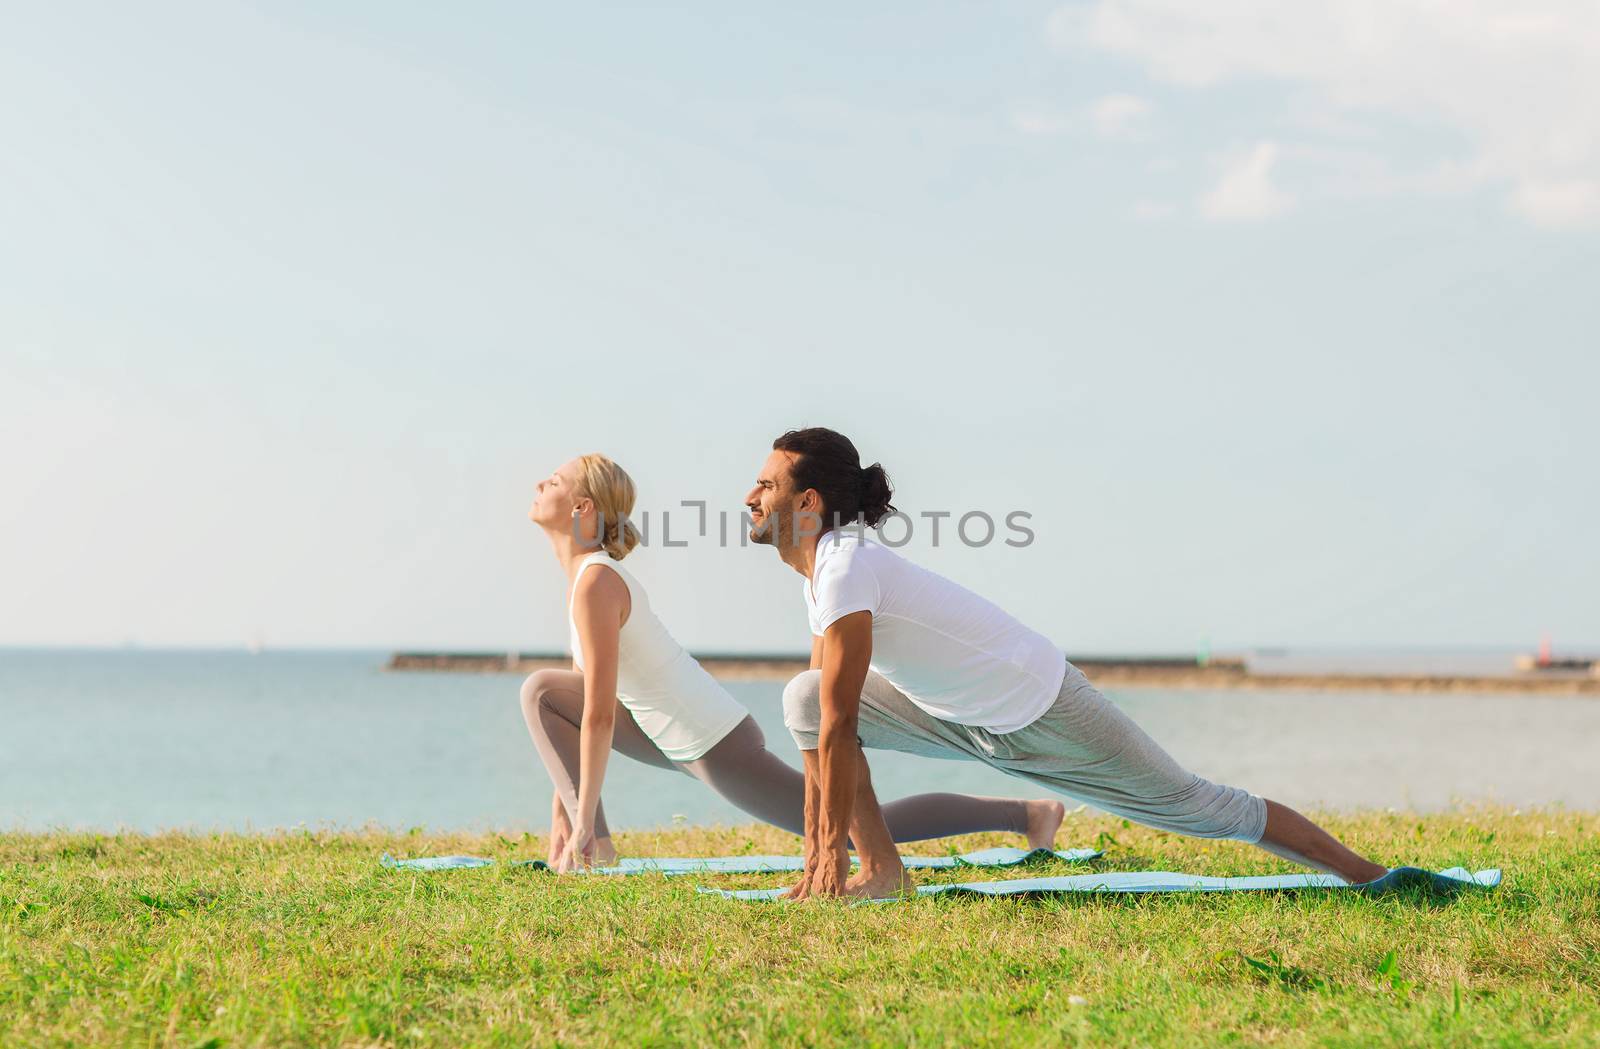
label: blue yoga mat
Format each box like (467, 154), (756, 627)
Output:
(381, 845), (1102, 875)
(697, 865), (1502, 902)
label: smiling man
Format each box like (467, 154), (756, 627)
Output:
(745, 426), (1390, 900)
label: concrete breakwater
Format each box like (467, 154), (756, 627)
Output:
(385, 651), (1600, 694)
(388, 651), (810, 681)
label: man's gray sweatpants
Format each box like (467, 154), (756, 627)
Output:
(782, 660), (1268, 843)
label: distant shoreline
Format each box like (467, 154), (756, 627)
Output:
(386, 651), (1600, 695)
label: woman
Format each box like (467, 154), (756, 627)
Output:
(520, 453), (1066, 872)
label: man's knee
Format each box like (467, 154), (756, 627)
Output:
(781, 670), (823, 749)
(1159, 779), (1268, 843)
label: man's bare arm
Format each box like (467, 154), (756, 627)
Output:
(782, 634), (828, 900)
(780, 750), (824, 900)
(810, 612), (873, 896)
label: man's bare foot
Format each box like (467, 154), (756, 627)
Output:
(844, 864), (913, 900)
(1025, 799), (1066, 851)
(1343, 859), (1390, 885)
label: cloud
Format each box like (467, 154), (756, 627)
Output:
(1048, 1), (1600, 229)
(1088, 93), (1152, 139)
(1512, 179), (1600, 228)
(1200, 141), (1294, 220)
(1010, 93), (1152, 139)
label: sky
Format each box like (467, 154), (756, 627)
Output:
(3, 1), (1597, 656)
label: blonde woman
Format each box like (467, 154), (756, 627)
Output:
(521, 454), (1066, 872)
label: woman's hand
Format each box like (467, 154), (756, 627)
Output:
(568, 567), (623, 874)
(548, 793), (573, 866)
(555, 822), (601, 873)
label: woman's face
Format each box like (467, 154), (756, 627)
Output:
(528, 459), (591, 530)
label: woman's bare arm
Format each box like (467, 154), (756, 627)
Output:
(564, 568), (629, 869)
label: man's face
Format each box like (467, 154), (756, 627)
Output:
(744, 449), (816, 549)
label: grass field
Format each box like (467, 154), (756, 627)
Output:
(2, 807), (1596, 1047)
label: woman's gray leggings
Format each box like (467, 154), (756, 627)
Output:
(518, 669), (1030, 841)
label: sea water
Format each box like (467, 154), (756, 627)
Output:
(2, 649), (1596, 833)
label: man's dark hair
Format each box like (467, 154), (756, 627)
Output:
(772, 427), (896, 528)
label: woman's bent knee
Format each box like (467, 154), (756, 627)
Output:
(519, 668), (567, 712)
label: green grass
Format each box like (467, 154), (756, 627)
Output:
(2, 807), (1596, 1048)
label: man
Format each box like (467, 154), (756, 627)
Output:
(744, 427), (1389, 900)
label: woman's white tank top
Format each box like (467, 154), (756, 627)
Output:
(568, 552), (747, 761)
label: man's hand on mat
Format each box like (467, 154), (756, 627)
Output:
(782, 848), (913, 900)
(780, 843), (826, 900)
(780, 869), (814, 901)
(804, 844), (853, 897)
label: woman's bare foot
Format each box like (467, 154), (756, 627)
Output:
(1025, 799), (1066, 851)
(590, 837), (619, 867)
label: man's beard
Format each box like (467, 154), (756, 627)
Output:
(748, 511), (780, 546)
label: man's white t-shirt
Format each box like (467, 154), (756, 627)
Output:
(803, 528), (1067, 734)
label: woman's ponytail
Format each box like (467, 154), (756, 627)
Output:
(602, 514), (642, 560)
(576, 453), (641, 560)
